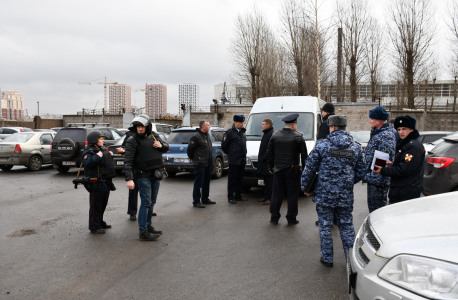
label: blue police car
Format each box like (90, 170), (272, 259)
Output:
(163, 127), (229, 178)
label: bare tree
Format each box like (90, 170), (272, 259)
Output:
(230, 7), (272, 103)
(447, 0), (458, 111)
(386, 0), (436, 109)
(336, 0), (371, 102)
(365, 18), (386, 102)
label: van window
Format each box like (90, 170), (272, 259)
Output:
(245, 113), (315, 140)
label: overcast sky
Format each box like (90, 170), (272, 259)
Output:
(0, 0), (450, 116)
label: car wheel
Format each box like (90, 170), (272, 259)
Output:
(57, 166), (70, 173)
(28, 156), (42, 171)
(167, 171), (177, 177)
(0, 165), (13, 171)
(212, 157), (223, 179)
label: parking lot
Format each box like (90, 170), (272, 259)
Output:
(1, 166), (370, 300)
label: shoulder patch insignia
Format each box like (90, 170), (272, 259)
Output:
(83, 154), (88, 160)
(223, 136), (226, 141)
(330, 149), (354, 159)
(405, 153), (413, 162)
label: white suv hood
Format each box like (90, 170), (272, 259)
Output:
(369, 192), (458, 263)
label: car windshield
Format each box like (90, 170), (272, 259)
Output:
(1, 133), (35, 143)
(350, 132), (371, 143)
(167, 131), (195, 144)
(245, 112), (314, 140)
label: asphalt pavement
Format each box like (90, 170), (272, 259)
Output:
(0, 166), (370, 300)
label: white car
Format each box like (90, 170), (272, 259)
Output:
(349, 192), (458, 300)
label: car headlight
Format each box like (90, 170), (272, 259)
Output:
(246, 157), (252, 165)
(378, 254), (458, 299)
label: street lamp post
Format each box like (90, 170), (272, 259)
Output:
(37, 101), (40, 117)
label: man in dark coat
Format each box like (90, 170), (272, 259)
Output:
(187, 120), (216, 208)
(267, 114), (307, 225)
(117, 124), (140, 221)
(318, 103), (335, 140)
(222, 114), (248, 204)
(256, 118), (274, 205)
(374, 115), (425, 204)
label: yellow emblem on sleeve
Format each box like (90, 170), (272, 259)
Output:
(405, 153), (413, 162)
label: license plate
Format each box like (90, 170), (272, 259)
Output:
(117, 161), (124, 165)
(62, 161), (76, 166)
(258, 180), (265, 186)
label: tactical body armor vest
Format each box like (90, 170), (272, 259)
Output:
(134, 134), (164, 171)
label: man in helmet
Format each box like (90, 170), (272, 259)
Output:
(82, 130), (116, 234)
(124, 115), (169, 241)
(117, 115), (157, 221)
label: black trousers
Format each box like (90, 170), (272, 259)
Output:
(227, 164), (245, 200)
(263, 175), (273, 201)
(127, 179), (139, 216)
(270, 168), (300, 222)
(88, 179), (111, 231)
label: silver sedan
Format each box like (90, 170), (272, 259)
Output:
(0, 131), (56, 171)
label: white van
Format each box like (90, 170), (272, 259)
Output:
(243, 96), (326, 190)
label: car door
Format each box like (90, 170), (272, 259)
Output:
(39, 133), (53, 163)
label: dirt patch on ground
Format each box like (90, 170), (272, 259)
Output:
(6, 229), (37, 238)
(105, 207), (116, 211)
(41, 214), (66, 226)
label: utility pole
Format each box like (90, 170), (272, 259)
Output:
(315, 0), (321, 99)
(337, 28), (343, 102)
(37, 101), (40, 116)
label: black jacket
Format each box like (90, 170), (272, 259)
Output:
(266, 128), (308, 172)
(124, 131), (169, 181)
(317, 113), (335, 140)
(380, 130), (425, 202)
(82, 145), (115, 191)
(121, 130), (135, 147)
(187, 128), (213, 167)
(256, 127), (274, 175)
(221, 124), (247, 165)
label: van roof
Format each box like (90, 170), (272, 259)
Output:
(251, 96), (325, 114)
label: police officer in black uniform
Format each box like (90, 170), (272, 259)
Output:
(266, 114), (307, 225)
(221, 114), (248, 204)
(124, 114), (168, 241)
(82, 130), (116, 234)
(374, 115), (425, 203)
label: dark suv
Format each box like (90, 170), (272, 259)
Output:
(51, 127), (123, 173)
(423, 136), (458, 195)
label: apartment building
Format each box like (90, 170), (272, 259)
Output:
(179, 83), (199, 114)
(1, 90), (24, 120)
(145, 84), (167, 119)
(109, 84), (131, 114)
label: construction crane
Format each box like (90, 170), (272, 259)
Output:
(79, 77), (118, 112)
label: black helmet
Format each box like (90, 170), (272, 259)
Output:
(87, 130), (105, 145)
(132, 114), (152, 134)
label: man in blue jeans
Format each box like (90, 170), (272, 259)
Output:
(124, 115), (169, 241)
(187, 120), (216, 208)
